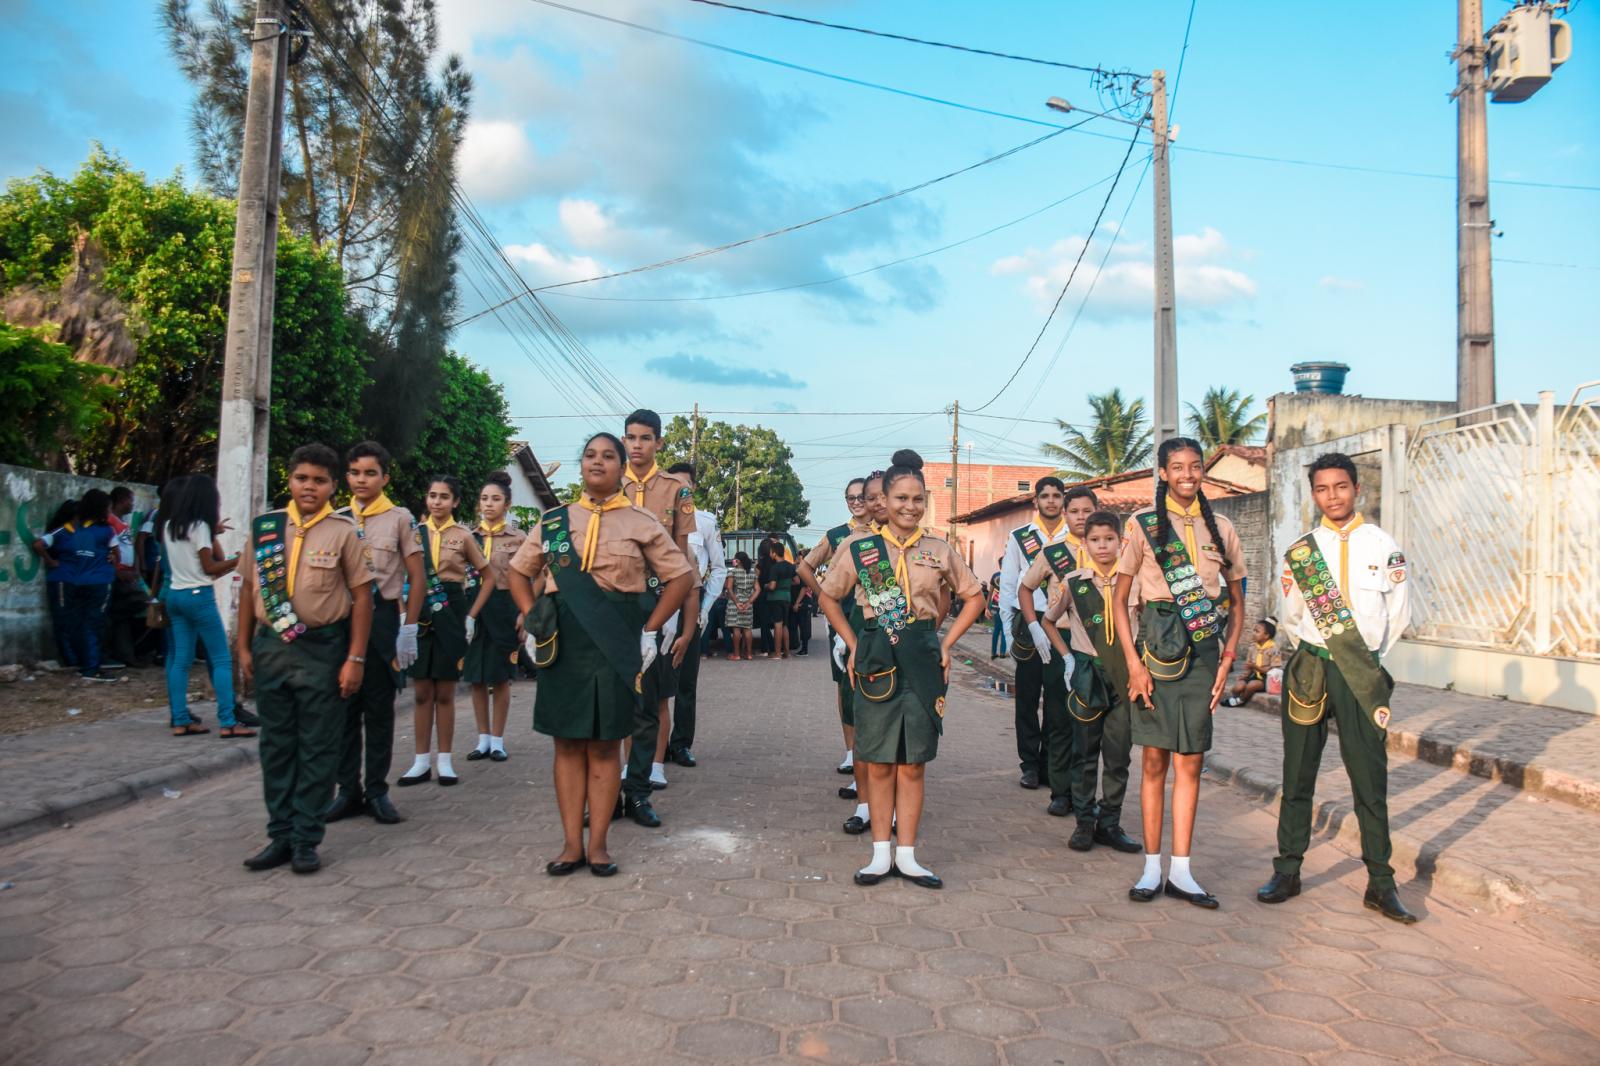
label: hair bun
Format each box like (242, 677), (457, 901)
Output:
(890, 449), (923, 470)
(486, 470), (513, 491)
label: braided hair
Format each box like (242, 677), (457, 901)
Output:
(1153, 436), (1230, 575)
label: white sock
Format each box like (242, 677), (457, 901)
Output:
(839, 750), (854, 770)
(437, 753), (455, 779)
(620, 763), (629, 780)
(489, 735), (505, 754)
(404, 754), (431, 777)
(474, 733), (491, 754)
(859, 840), (892, 877)
(1135, 853), (1163, 892)
(894, 846), (934, 879)
(853, 803), (870, 822)
(1168, 855), (1205, 895)
(649, 762), (668, 786)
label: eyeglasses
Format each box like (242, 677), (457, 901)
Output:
(844, 494), (865, 503)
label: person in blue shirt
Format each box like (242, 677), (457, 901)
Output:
(53, 489), (118, 682)
(30, 499), (80, 669)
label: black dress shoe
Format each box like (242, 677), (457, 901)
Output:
(290, 845), (321, 875)
(1164, 881), (1220, 909)
(1094, 825), (1143, 853)
(1364, 886), (1419, 924)
(546, 855), (588, 876)
(233, 708), (261, 728)
(836, 760), (855, 775)
(649, 778), (667, 791)
(1257, 871), (1302, 904)
(243, 840), (292, 871)
(322, 790), (363, 823)
(489, 749), (508, 762)
(624, 797), (662, 828)
(892, 866), (943, 890)
(466, 748), (490, 761)
(1019, 770), (1041, 790)
(838, 784), (858, 800)
(670, 747), (696, 768)
(1128, 882), (1161, 902)
(1068, 823), (1096, 852)
(396, 769), (431, 787)
(1046, 796), (1072, 817)
(842, 816), (869, 835)
(438, 772), (459, 787)
(853, 869), (887, 886)
(367, 794), (403, 824)
(590, 862), (619, 877)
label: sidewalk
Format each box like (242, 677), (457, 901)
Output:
(954, 628), (1600, 959)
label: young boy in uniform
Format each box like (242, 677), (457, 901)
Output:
(237, 444), (375, 874)
(323, 441), (427, 827)
(665, 462), (727, 772)
(1258, 452), (1416, 922)
(618, 410), (698, 827)
(1019, 510), (1142, 854)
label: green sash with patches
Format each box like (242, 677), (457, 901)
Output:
(535, 508), (643, 690)
(827, 523), (855, 550)
(1137, 512), (1222, 643)
(848, 534), (910, 702)
(251, 513), (306, 644)
(1008, 526), (1048, 661)
(1283, 534), (1394, 729)
(418, 524), (451, 616)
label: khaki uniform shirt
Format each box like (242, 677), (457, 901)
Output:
(509, 496), (693, 596)
(422, 520), (489, 583)
(623, 468), (700, 589)
(342, 502), (421, 602)
(1042, 565), (1130, 657)
(1116, 504), (1248, 603)
(239, 510), (372, 629)
(804, 518), (872, 570)
(820, 529), (981, 624)
(475, 523), (530, 591)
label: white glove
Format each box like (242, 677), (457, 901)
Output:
(699, 602), (712, 632)
(832, 634), (848, 671)
(1028, 621), (1052, 664)
(524, 631), (538, 662)
(661, 614), (679, 648)
(640, 630), (659, 674)
(464, 615), (477, 644)
(395, 623), (419, 670)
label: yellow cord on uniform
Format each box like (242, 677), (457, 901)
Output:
(286, 501), (335, 596)
(478, 521), (505, 558)
(576, 493), (630, 571)
(423, 515), (457, 571)
(1168, 498), (1203, 564)
(1322, 513), (1365, 595)
(349, 493), (395, 533)
(1092, 562), (1117, 647)
(881, 527), (925, 593)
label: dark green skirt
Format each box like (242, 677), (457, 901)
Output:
(854, 621), (946, 765)
(533, 591), (644, 741)
(411, 582), (468, 682)
(462, 587), (519, 685)
(1130, 604), (1220, 754)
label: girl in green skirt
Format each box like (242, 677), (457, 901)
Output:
(465, 471), (529, 764)
(508, 433), (693, 877)
(820, 451), (983, 890)
(1111, 438), (1247, 908)
(399, 476), (493, 788)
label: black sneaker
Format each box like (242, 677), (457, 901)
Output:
(80, 672), (118, 684)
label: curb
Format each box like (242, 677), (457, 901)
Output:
(0, 742), (257, 848)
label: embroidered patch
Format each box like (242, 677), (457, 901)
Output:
(1390, 569), (1406, 583)
(1281, 574), (1294, 596)
(677, 486), (692, 500)
(1373, 706), (1391, 730)
(1387, 551), (1406, 567)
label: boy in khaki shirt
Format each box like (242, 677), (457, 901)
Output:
(237, 444), (374, 875)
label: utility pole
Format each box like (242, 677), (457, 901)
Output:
(690, 402), (701, 468)
(1150, 69), (1180, 447)
(1455, 0), (1496, 412)
(733, 460), (742, 530)
(949, 401), (961, 542)
(217, 0), (290, 566)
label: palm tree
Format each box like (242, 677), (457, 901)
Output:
(1042, 389), (1154, 481)
(1185, 387), (1267, 451)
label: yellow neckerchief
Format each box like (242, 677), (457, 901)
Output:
(880, 525), (925, 593)
(348, 492), (395, 533)
(623, 461), (659, 505)
(1321, 512), (1365, 595)
(1253, 638), (1276, 671)
(286, 501), (335, 597)
(423, 515), (457, 569)
(1035, 511), (1066, 542)
(1090, 561), (1118, 646)
(1067, 530), (1088, 569)
(575, 492), (631, 571)
(476, 519), (506, 558)
(1167, 496), (1203, 565)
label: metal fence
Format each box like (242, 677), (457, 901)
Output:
(1405, 382), (1600, 660)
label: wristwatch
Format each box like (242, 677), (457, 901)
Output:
(347, 654), (367, 664)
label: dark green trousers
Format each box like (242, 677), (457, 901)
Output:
(1067, 653), (1133, 828)
(337, 596), (399, 799)
(668, 623), (702, 755)
(1274, 648), (1396, 890)
(254, 623), (348, 848)
(1036, 653), (1072, 800)
(623, 627), (675, 805)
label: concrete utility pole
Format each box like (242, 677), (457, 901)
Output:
(217, 0), (290, 566)
(1455, 0), (1496, 412)
(949, 401), (961, 542)
(690, 402), (701, 468)
(1150, 69), (1180, 447)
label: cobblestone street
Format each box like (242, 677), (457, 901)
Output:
(2, 651), (1598, 1065)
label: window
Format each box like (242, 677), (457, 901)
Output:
(1016, 480), (1031, 492)
(943, 477), (954, 487)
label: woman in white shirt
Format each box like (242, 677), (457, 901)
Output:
(156, 476), (245, 737)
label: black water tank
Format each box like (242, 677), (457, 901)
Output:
(1291, 361), (1350, 394)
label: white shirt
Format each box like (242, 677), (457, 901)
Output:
(1279, 518), (1411, 657)
(163, 522), (215, 591)
(998, 517), (1078, 637)
(686, 509), (728, 624)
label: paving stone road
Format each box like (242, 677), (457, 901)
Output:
(2, 650), (1598, 1065)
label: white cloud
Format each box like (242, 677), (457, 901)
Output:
(501, 243), (604, 284)
(458, 120), (540, 203)
(558, 199), (615, 248)
(1319, 275), (1365, 291)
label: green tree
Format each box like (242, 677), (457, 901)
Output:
(659, 416), (809, 531)
(387, 351), (513, 517)
(1041, 389), (1153, 481)
(1185, 386), (1266, 451)
(0, 319), (116, 467)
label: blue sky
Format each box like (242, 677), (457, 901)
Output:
(3, 0), (1596, 535)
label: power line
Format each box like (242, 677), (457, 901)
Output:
(1168, 0), (1199, 117)
(684, 0), (1125, 75)
(1173, 144), (1599, 192)
(970, 124), (1143, 413)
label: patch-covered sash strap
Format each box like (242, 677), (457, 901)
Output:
(1284, 534), (1394, 730)
(540, 508), (643, 690)
(1137, 512), (1220, 643)
(252, 513), (305, 644)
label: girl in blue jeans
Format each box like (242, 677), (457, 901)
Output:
(155, 476), (247, 737)
(53, 490), (117, 681)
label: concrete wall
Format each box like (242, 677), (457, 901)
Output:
(0, 464), (157, 664)
(1267, 392), (1454, 455)
(1208, 491), (1270, 628)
